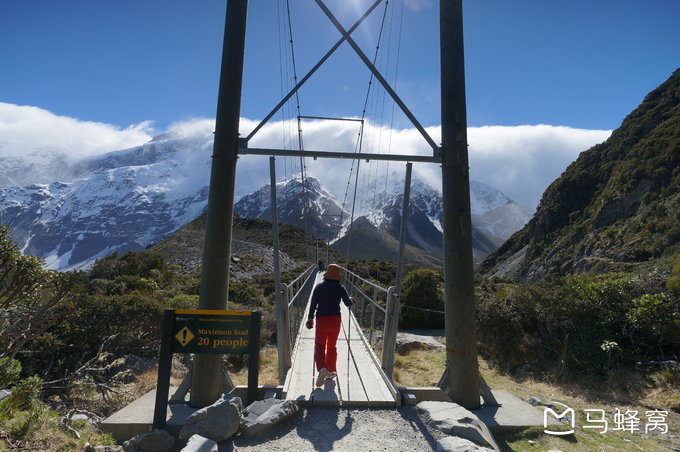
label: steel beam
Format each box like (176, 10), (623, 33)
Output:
(191, 0), (248, 408)
(299, 115), (363, 122)
(238, 145), (441, 163)
(440, 0), (480, 409)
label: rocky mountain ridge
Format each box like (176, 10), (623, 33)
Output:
(234, 174), (532, 265)
(480, 69), (680, 280)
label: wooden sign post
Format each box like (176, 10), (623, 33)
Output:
(152, 309), (261, 429)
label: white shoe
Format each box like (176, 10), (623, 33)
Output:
(326, 372), (337, 379)
(316, 368), (329, 386)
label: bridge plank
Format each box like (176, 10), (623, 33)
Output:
(284, 272), (397, 406)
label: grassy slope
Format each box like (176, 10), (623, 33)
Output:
(394, 346), (679, 451)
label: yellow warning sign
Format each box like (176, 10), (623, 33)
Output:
(175, 326), (195, 346)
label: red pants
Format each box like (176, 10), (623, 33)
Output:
(314, 315), (341, 372)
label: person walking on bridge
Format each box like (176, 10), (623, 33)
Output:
(306, 263), (352, 387)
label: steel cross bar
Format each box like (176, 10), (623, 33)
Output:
(299, 115), (363, 122)
(239, 144), (441, 163)
(314, 0), (440, 154)
(244, 0), (384, 143)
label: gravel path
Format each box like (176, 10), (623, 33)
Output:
(219, 406), (444, 452)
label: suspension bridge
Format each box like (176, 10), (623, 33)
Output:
(188, 0), (481, 412)
(99, 1), (557, 442)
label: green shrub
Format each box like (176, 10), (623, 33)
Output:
(399, 269), (444, 329)
(0, 358), (21, 388)
(0, 375), (44, 420)
(90, 250), (168, 280)
(476, 272), (678, 381)
(167, 294), (199, 309)
(229, 280), (267, 307)
(667, 255), (680, 293)
(477, 289), (528, 371)
(628, 293), (679, 350)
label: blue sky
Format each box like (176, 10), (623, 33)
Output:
(0, 1), (678, 208)
(1, 0), (678, 132)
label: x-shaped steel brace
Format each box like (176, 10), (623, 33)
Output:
(246, 0), (440, 156)
(245, 0), (383, 142)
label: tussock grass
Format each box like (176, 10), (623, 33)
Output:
(394, 348), (445, 387)
(393, 347), (679, 451)
(229, 346), (280, 386)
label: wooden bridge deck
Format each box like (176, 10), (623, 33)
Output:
(283, 273), (398, 406)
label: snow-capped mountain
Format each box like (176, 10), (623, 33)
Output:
(0, 132), (214, 270)
(234, 172), (532, 263)
(0, 142), (75, 189)
(358, 172), (530, 241)
(0, 124), (530, 270)
(234, 177), (347, 241)
(470, 181), (534, 241)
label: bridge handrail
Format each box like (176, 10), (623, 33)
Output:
(342, 267), (389, 294)
(287, 266), (318, 348)
(286, 264), (315, 290)
(287, 266), (315, 308)
(343, 277), (386, 314)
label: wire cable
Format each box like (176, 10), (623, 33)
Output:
(284, 0), (312, 263)
(342, 0), (391, 267)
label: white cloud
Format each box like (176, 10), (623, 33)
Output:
(166, 117), (215, 140)
(412, 124), (612, 208)
(0, 102), (153, 160)
(467, 125), (611, 207)
(236, 118), (611, 209)
(0, 104), (611, 209)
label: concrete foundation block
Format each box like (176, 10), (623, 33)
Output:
(403, 393), (417, 406)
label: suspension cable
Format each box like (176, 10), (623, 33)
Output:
(285, 0), (312, 263)
(342, 0), (391, 268)
(377, 0), (405, 248)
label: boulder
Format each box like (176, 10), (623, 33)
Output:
(180, 395), (243, 441)
(0, 389), (11, 402)
(416, 401), (499, 451)
(180, 435), (218, 452)
(527, 397), (543, 406)
(436, 436), (494, 452)
(240, 399), (299, 436)
(70, 413), (90, 422)
(396, 333), (444, 354)
(122, 429), (174, 452)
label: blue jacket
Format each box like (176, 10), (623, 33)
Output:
(308, 279), (352, 319)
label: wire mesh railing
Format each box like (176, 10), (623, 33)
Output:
(341, 267), (390, 361)
(287, 265), (317, 346)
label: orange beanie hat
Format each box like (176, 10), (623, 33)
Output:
(324, 264), (342, 281)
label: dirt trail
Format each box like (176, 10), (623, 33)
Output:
(221, 406), (445, 451)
